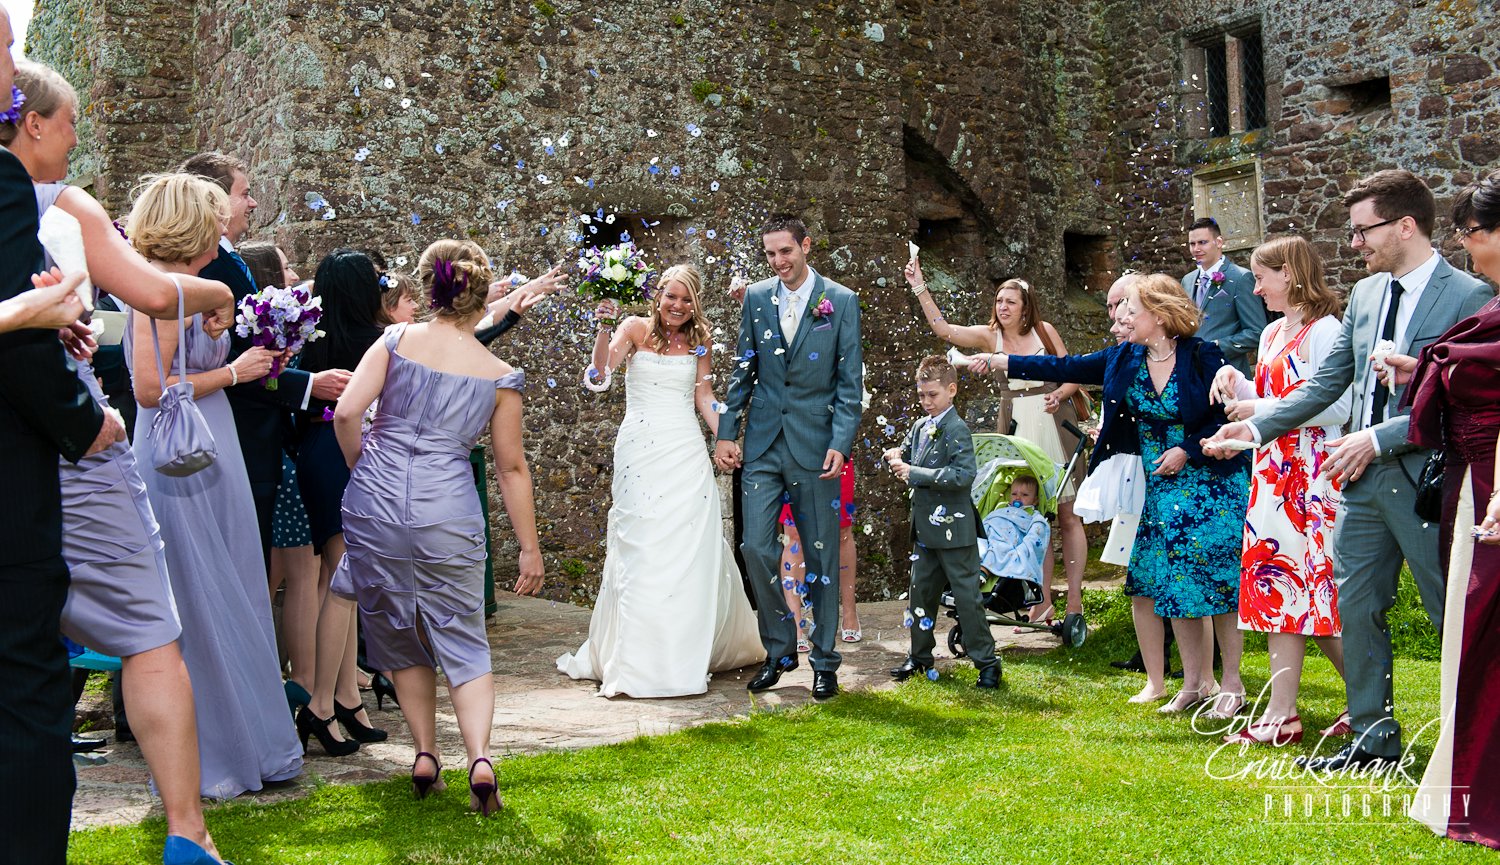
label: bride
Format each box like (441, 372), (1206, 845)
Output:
(557, 264), (764, 697)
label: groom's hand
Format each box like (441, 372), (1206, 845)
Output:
(819, 449), (845, 479)
(714, 440), (742, 472)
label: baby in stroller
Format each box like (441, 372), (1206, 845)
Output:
(980, 475), (1051, 587)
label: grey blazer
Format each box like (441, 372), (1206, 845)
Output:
(718, 269), (864, 471)
(1184, 259), (1266, 375)
(1253, 256), (1492, 477)
(901, 408), (979, 550)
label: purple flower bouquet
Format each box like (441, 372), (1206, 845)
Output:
(576, 242), (655, 315)
(234, 284), (325, 390)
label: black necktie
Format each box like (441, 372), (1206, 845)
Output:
(1369, 278), (1404, 423)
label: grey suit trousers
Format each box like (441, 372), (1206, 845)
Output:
(1331, 461), (1445, 756)
(908, 544), (997, 670)
(740, 432), (842, 671)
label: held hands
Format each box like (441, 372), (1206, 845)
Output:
(713, 439), (742, 472)
(1374, 352), (1418, 388)
(84, 406), (128, 457)
(512, 549), (545, 596)
(22, 269), (86, 330)
(1201, 421), (1256, 460)
(1042, 392), (1062, 414)
(1222, 399), (1257, 422)
(233, 346), (280, 383)
(311, 368), (352, 400)
(883, 447), (911, 481)
(59, 321), (97, 362)
(820, 449), (845, 480)
(594, 299), (622, 330)
(1210, 366), (1246, 405)
(1151, 446), (1187, 477)
(1324, 431), (1377, 486)
(904, 258), (925, 290)
(1476, 494), (1500, 546)
(968, 353), (1007, 375)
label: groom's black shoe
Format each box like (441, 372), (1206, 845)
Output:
(889, 658), (932, 682)
(747, 655), (797, 692)
(1294, 741), (1396, 774)
(975, 664), (1001, 689)
(811, 671), (838, 700)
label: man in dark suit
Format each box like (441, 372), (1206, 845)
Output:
(0, 14), (123, 861)
(1183, 217), (1266, 375)
(180, 152), (351, 561)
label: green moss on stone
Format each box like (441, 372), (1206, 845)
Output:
(532, 0), (556, 17)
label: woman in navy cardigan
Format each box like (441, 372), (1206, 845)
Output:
(976, 274), (1251, 714)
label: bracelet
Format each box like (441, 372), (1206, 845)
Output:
(910, 282), (927, 296)
(582, 366), (613, 393)
(227, 364), (239, 386)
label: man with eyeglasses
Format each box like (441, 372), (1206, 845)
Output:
(1208, 169), (1490, 773)
(1182, 217), (1266, 376)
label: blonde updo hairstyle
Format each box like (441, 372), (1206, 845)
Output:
(125, 173), (231, 265)
(416, 239), (492, 319)
(647, 263), (712, 354)
(1129, 273), (1202, 339)
(0, 60), (77, 146)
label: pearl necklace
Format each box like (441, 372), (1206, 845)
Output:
(1146, 339), (1176, 363)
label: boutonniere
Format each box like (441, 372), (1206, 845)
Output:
(810, 290), (834, 319)
(1210, 271), (1226, 285)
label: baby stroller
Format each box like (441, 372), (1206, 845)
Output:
(941, 421), (1091, 654)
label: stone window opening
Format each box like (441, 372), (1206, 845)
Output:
(1328, 75), (1391, 117)
(1185, 25), (1267, 139)
(1062, 232), (1117, 300)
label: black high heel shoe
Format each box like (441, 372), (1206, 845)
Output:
(411, 751), (445, 799)
(468, 757), (502, 817)
(334, 700), (388, 743)
(370, 673), (399, 710)
(295, 706), (359, 757)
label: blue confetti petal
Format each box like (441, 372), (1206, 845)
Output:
(670, 165), (681, 176)
(926, 668), (939, 681)
(809, 352), (819, 360)
(745, 349), (756, 358)
(831, 498), (841, 509)
(919, 616), (934, 631)
(546, 377), (557, 388)
(789, 542), (800, 554)
(782, 579), (795, 590)
(410, 213), (421, 225)
(693, 345), (707, 356)
(648, 164), (661, 175)
(902, 612), (914, 628)
(820, 574), (831, 585)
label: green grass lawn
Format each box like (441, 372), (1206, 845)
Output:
(69, 590), (1487, 864)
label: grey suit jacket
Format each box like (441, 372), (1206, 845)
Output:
(901, 408), (979, 550)
(718, 268), (863, 471)
(1253, 256), (1492, 477)
(1184, 259), (1265, 375)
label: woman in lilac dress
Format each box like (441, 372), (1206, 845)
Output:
(331, 239), (543, 816)
(5, 61), (246, 864)
(123, 173), (303, 802)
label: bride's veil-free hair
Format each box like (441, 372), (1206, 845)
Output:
(646, 263), (711, 354)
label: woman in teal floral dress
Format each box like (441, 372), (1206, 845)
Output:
(995, 274), (1250, 713)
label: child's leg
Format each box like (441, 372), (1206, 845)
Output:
(779, 521), (809, 644)
(907, 547), (945, 667)
(944, 546), (997, 670)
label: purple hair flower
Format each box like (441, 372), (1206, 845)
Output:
(430, 258), (466, 310)
(0, 86), (25, 125)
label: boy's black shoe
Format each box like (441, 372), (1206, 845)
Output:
(889, 658), (932, 682)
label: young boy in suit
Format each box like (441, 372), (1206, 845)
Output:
(883, 356), (1000, 688)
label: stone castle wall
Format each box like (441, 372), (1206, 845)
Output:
(26, 0), (1500, 600)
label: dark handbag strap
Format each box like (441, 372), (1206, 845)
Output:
(148, 276), (188, 392)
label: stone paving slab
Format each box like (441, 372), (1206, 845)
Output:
(70, 596), (1069, 830)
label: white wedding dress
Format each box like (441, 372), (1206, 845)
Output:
(557, 351), (764, 697)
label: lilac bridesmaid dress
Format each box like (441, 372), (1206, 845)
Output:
(31, 182), (181, 657)
(332, 324), (522, 687)
(126, 309), (302, 798)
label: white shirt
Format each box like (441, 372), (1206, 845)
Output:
(1245, 250), (1441, 453)
(916, 406), (953, 459)
(1192, 258), (1226, 304)
(777, 269), (817, 340)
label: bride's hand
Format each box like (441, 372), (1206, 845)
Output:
(513, 549), (544, 596)
(595, 299), (621, 328)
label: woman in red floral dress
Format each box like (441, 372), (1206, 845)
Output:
(1211, 236), (1350, 744)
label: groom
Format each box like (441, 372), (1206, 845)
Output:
(715, 215), (863, 700)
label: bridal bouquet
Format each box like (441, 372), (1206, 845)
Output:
(234, 284), (325, 390)
(576, 242), (654, 306)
